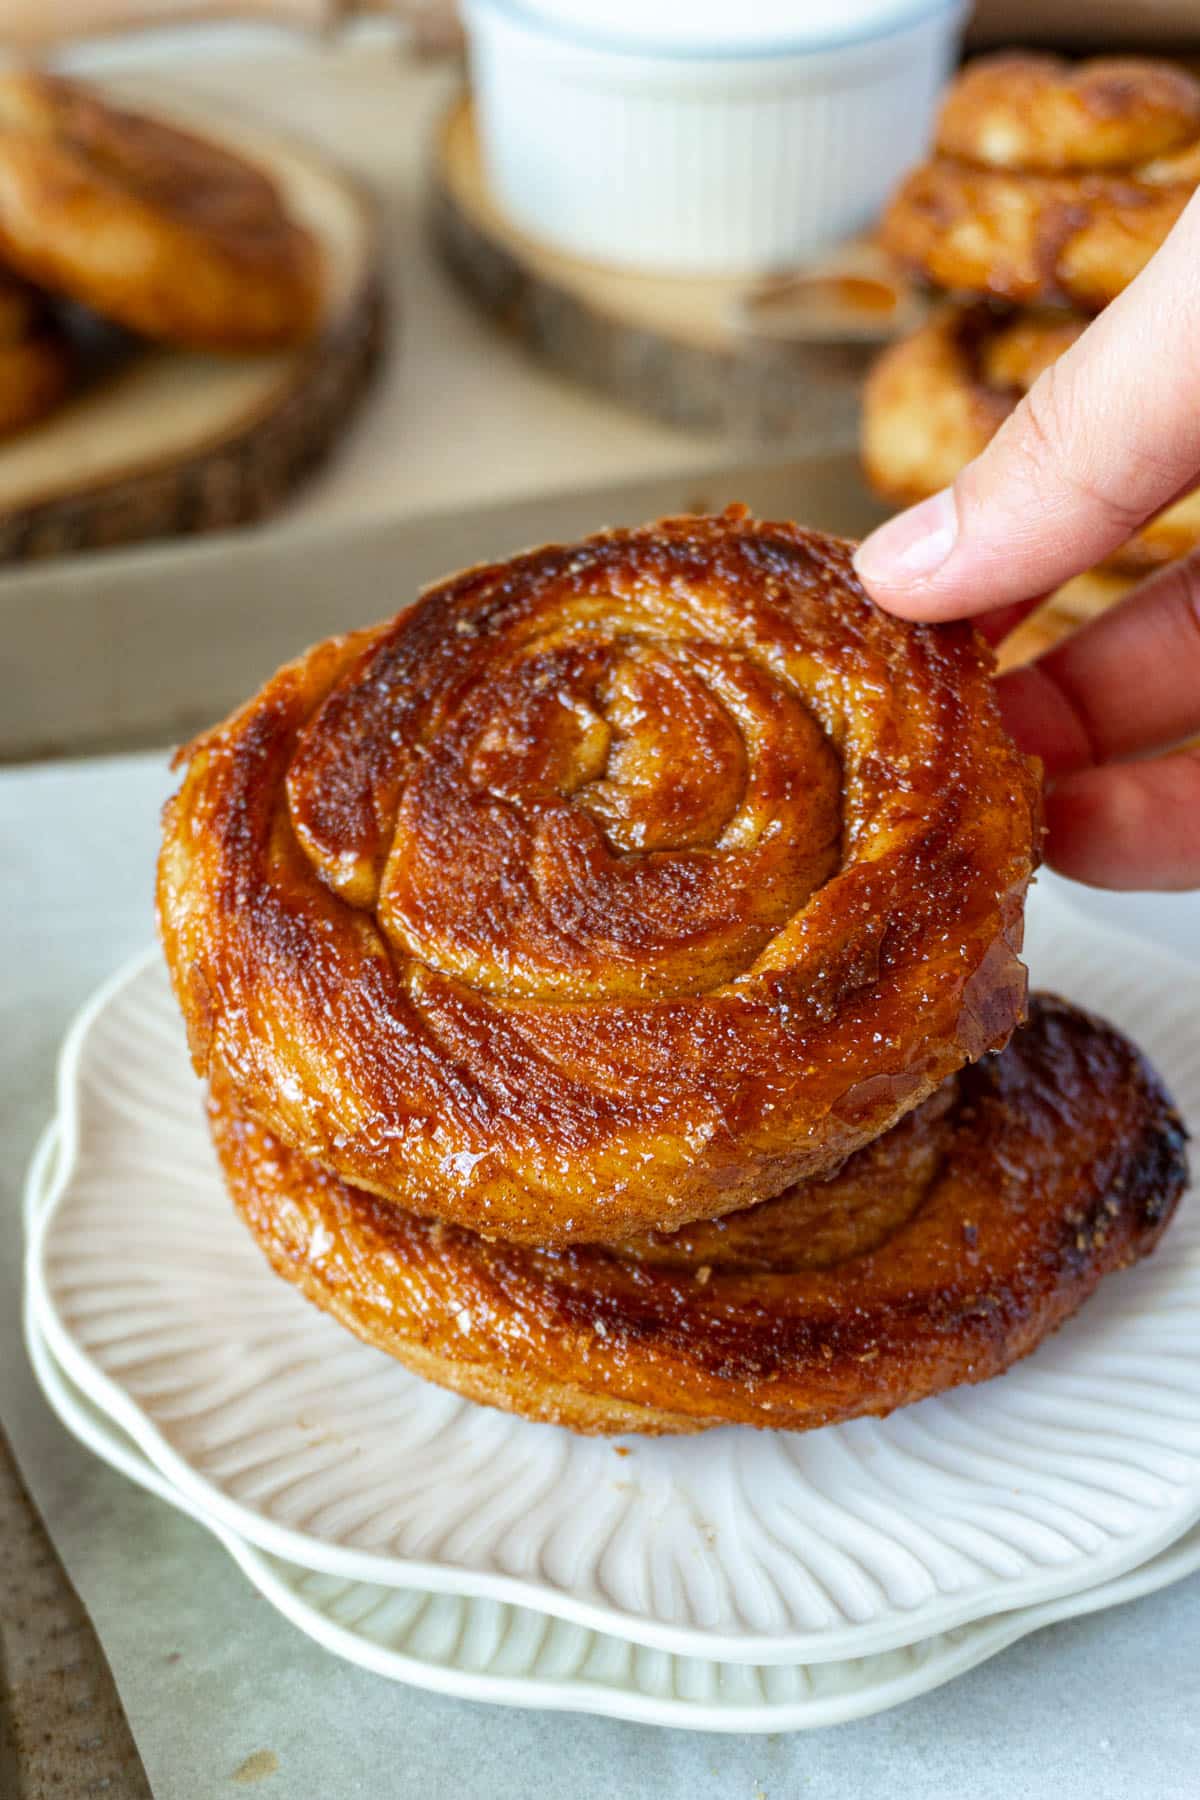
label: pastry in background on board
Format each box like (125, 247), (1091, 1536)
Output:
(0, 70), (322, 351)
(882, 52), (1200, 312)
(863, 51), (1200, 652)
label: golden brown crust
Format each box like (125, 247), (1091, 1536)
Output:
(0, 72), (321, 350)
(0, 267), (72, 436)
(159, 509), (1040, 1246)
(882, 53), (1200, 312)
(937, 53), (1200, 174)
(862, 304), (1200, 575)
(209, 995), (1189, 1436)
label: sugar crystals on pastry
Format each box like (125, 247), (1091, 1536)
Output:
(159, 509), (1040, 1247)
(208, 996), (1188, 1435)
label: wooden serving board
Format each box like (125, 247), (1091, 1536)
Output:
(428, 95), (876, 446)
(0, 1426), (152, 1797)
(0, 86), (384, 564)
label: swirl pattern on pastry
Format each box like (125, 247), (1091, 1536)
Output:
(0, 268), (72, 437)
(882, 54), (1200, 311)
(0, 72), (321, 349)
(862, 303), (1200, 574)
(209, 996), (1189, 1435)
(158, 510), (1040, 1246)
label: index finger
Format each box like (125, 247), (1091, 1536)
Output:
(853, 190), (1200, 622)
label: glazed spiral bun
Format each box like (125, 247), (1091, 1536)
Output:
(0, 268), (72, 437)
(159, 510), (1040, 1247)
(0, 72), (321, 350)
(209, 996), (1188, 1435)
(862, 304), (1200, 575)
(882, 54), (1200, 311)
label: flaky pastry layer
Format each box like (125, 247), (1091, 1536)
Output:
(160, 510), (1039, 1245)
(209, 996), (1188, 1435)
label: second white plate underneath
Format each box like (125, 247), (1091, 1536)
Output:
(26, 886), (1200, 1665)
(23, 1187), (1200, 1734)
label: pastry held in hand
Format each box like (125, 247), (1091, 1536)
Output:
(0, 71), (321, 350)
(209, 997), (1188, 1435)
(159, 510), (1039, 1246)
(883, 54), (1200, 312)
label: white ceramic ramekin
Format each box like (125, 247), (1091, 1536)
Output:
(462, 0), (965, 274)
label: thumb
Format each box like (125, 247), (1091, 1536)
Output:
(854, 188), (1200, 622)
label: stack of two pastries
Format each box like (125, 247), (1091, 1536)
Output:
(157, 511), (1187, 1436)
(866, 53), (1200, 586)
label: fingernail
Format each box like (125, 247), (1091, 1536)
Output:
(854, 489), (959, 591)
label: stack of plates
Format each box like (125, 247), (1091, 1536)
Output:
(23, 888), (1200, 1732)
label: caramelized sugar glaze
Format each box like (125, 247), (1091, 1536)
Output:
(883, 54), (1200, 311)
(159, 511), (1039, 1246)
(210, 997), (1188, 1435)
(0, 72), (320, 349)
(861, 304), (1200, 573)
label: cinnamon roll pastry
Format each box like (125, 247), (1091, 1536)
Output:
(862, 304), (1200, 575)
(208, 996), (1188, 1436)
(0, 72), (321, 350)
(0, 268), (72, 437)
(159, 510), (1040, 1246)
(882, 54), (1200, 312)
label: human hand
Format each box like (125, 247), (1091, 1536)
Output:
(853, 190), (1200, 892)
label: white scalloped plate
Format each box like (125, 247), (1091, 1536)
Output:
(26, 886), (1200, 1665)
(24, 1126), (1200, 1732)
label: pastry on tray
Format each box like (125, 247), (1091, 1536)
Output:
(208, 995), (1187, 1436)
(862, 302), (1200, 576)
(158, 510), (1040, 1248)
(865, 51), (1200, 626)
(0, 267), (73, 436)
(0, 71), (321, 351)
(158, 511), (1186, 1438)
(882, 53), (1200, 312)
